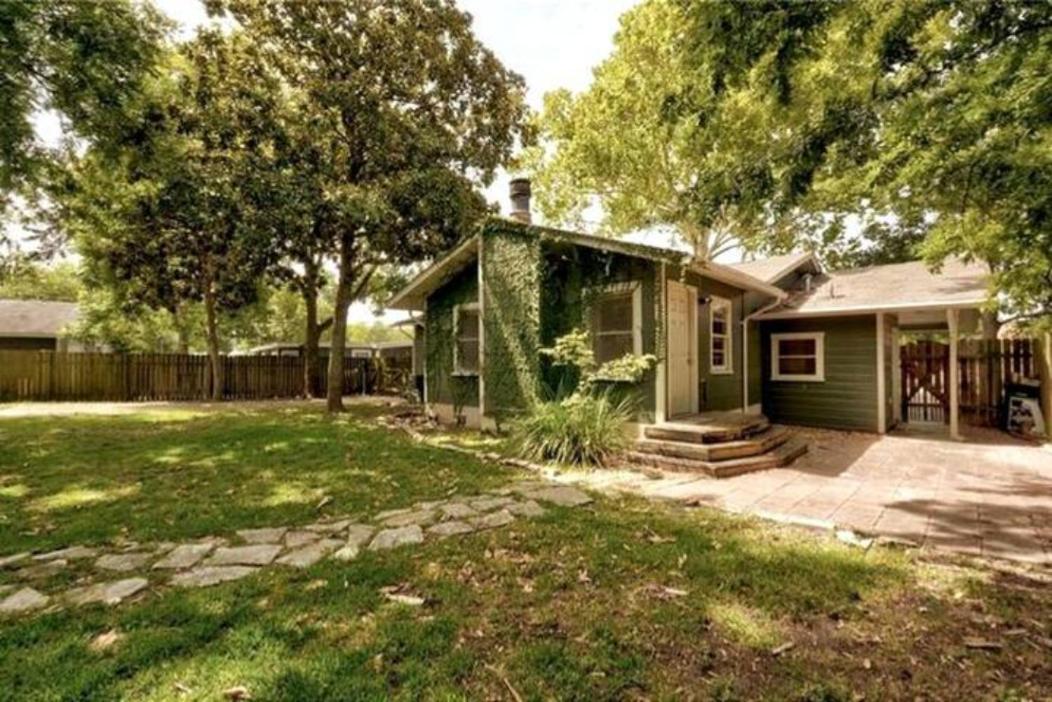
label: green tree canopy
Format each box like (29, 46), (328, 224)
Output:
(0, 0), (166, 220)
(210, 0), (530, 411)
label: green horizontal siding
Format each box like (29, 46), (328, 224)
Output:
(425, 263), (480, 409)
(677, 268), (747, 412)
(761, 315), (878, 432)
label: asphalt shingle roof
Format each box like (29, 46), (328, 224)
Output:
(0, 299), (79, 337)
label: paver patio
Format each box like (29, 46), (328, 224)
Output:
(604, 425), (1052, 565)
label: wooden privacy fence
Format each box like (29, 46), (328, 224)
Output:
(0, 351), (412, 402)
(900, 337), (1040, 427)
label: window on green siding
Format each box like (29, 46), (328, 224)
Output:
(710, 297), (732, 374)
(591, 289), (638, 364)
(454, 303), (480, 374)
(771, 332), (825, 381)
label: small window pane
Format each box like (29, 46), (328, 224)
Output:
(712, 349), (725, 366)
(595, 294), (633, 332)
(457, 310), (479, 342)
(779, 338), (815, 356)
(778, 357), (817, 376)
(712, 315), (726, 336)
(595, 333), (633, 364)
(456, 340), (479, 372)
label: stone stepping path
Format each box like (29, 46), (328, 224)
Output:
(0, 482), (592, 618)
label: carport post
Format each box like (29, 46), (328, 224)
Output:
(947, 308), (960, 439)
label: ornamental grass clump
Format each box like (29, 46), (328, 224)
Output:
(513, 329), (655, 467)
(513, 391), (634, 467)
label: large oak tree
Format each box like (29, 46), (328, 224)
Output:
(209, 0), (530, 411)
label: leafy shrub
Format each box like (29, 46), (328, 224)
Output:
(512, 391), (634, 467)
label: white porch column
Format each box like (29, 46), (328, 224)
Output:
(876, 313), (886, 434)
(654, 262), (667, 425)
(947, 308), (960, 439)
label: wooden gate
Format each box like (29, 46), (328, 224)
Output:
(900, 337), (1040, 427)
(901, 340), (949, 423)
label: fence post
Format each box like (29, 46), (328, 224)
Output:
(1039, 332), (1052, 438)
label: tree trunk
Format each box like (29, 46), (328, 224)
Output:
(301, 261), (322, 398)
(326, 239), (355, 412)
(203, 281), (223, 401)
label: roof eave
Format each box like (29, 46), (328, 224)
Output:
(691, 261), (788, 299)
(387, 235), (480, 311)
(755, 298), (988, 320)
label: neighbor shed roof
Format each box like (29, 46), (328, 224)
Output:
(0, 299), (79, 338)
(756, 258), (990, 319)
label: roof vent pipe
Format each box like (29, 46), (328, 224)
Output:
(509, 178), (532, 224)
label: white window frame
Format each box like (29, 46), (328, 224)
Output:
(452, 302), (480, 376)
(709, 296), (733, 375)
(590, 282), (643, 364)
(771, 332), (825, 382)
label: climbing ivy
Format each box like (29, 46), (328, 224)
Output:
(481, 223), (541, 422)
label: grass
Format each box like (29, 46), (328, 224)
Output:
(1, 401), (1050, 701)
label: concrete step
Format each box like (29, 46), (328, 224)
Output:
(634, 426), (792, 462)
(625, 437), (808, 479)
(643, 416), (770, 444)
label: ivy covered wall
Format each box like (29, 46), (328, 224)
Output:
(481, 223), (542, 419)
(424, 261), (480, 410)
(539, 243), (660, 422)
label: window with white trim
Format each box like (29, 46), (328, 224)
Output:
(453, 303), (480, 374)
(771, 332), (825, 381)
(709, 297), (732, 374)
(591, 285), (641, 364)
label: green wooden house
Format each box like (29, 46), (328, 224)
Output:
(389, 180), (990, 472)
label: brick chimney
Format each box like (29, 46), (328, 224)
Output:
(509, 178), (531, 224)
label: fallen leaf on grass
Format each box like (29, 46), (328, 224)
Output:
(771, 641), (795, 657)
(380, 584), (425, 606)
(173, 682), (192, 695)
(223, 686), (251, 700)
(89, 629), (123, 652)
(640, 583), (689, 601)
(963, 638), (1003, 651)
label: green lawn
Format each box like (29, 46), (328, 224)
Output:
(1, 402), (1049, 701)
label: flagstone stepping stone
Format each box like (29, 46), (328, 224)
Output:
(439, 502), (479, 520)
(471, 496), (515, 512)
(428, 521), (476, 539)
(375, 506), (412, 521)
(171, 566), (258, 588)
(369, 525), (424, 551)
(507, 500), (546, 518)
(33, 545), (97, 562)
(276, 539), (342, 568)
(381, 509), (436, 528)
(333, 525), (376, 561)
(0, 552), (30, 569)
(95, 553), (152, 573)
(306, 519), (351, 534)
(0, 587), (49, 614)
(237, 527), (288, 544)
(205, 544), (282, 567)
(65, 578), (149, 607)
(152, 543), (215, 570)
(473, 509), (515, 531)
(285, 530), (321, 548)
(524, 486), (593, 507)
(17, 559), (68, 580)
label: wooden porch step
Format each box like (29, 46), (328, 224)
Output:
(625, 437), (808, 479)
(643, 416), (770, 444)
(635, 426), (792, 462)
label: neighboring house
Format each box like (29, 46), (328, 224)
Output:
(0, 299), (86, 352)
(389, 180), (989, 440)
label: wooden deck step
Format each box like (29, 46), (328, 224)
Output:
(643, 416), (770, 444)
(625, 437), (808, 479)
(635, 426), (792, 462)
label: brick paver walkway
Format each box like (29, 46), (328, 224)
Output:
(598, 426), (1052, 565)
